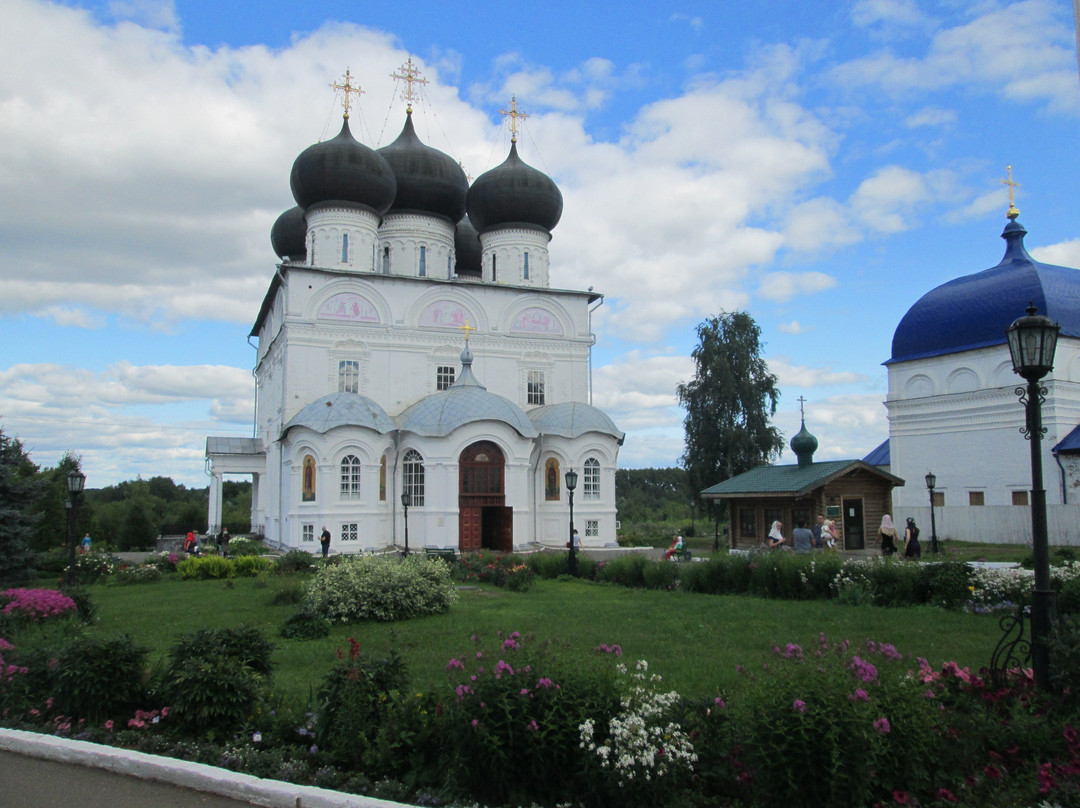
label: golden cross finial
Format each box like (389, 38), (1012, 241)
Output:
(459, 161), (473, 183)
(1002, 164), (1021, 220)
(390, 57), (428, 114)
(330, 68), (365, 119)
(458, 319), (476, 342)
(499, 96), (528, 142)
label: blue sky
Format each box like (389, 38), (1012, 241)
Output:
(1, 0), (1078, 488)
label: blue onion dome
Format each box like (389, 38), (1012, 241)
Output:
(790, 419), (818, 467)
(466, 141), (563, 234)
(890, 217), (1080, 364)
(270, 206), (308, 261)
(289, 117), (396, 214)
(454, 215), (482, 276)
(377, 111), (468, 222)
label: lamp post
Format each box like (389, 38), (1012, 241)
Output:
(689, 498), (696, 537)
(1007, 302), (1060, 690)
(925, 472), (940, 554)
(65, 470), (86, 588)
(565, 468), (578, 576)
(400, 492), (411, 556)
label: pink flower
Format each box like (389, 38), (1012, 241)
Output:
(874, 717), (891, 734)
(936, 788), (958, 803)
(104, 720), (114, 730)
(470, 719), (478, 727)
(526, 720), (538, 732)
(849, 656), (878, 683)
(446, 658), (465, 671)
(893, 791), (910, 804)
(849, 689), (870, 702)
(792, 700), (807, 714)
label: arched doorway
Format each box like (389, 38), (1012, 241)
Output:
(458, 441), (511, 552)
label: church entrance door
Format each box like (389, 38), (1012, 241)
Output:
(842, 498), (864, 550)
(458, 442), (511, 552)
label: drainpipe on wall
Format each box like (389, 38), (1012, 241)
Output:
(588, 295), (604, 405)
(1054, 449), (1068, 505)
(391, 431), (402, 549)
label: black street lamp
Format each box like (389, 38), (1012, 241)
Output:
(400, 491), (411, 556)
(925, 471), (940, 554)
(565, 468), (578, 576)
(1007, 302), (1060, 690)
(65, 470), (86, 588)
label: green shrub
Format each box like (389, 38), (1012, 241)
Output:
(232, 555), (275, 577)
(916, 559), (973, 608)
(594, 552), (648, 587)
(279, 609), (331, 640)
(228, 537), (267, 557)
(305, 555), (457, 623)
(312, 638), (410, 769)
(1048, 616), (1080, 703)
(176, 555), (234, 580)
(275, 549), (317, 574)
(268, 582), (306, 606)
(526, 551), (566, 579)
(113, 564), (163, 585)
(157, 625), (275, 735)
(51, 634), (149, 723)
(1058, 576), (1080, 616)
(641, 559), (678, 590)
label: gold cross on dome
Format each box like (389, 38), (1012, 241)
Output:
(330, 68), (365, 119)
(390, 57), (428, 113)
(458, 319), (476, 342)
(499, 96), (528, 142)
(1002, 164), (1021, 220)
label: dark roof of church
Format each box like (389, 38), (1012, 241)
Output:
(466, 141), (562, 234)
(889, 218), (1080, 364)
(378, 111), (468, 223)
(700, 459), (903, 498)
(290, 117), (396, 213)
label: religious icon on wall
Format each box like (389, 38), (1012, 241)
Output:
(302, 455), (316, 502)
(545, 458), (560, 501)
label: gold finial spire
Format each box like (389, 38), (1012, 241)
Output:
(390, 57), (428, 114)
(499, 96), (528, 142)
(330, 68), (365, 119)
(1002, 164), (1021, 220)
(458, 319), (475, 342)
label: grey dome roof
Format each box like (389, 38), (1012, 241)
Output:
(281, 393), (396, 439)
(290, 117), (397, 214)
(527, 402), (624, 442)
(466, 141), (562, 234)
(378, 112), (468, 222)
(396, 347), (537, 438)
(270, 206), (307, 261)
(890, 218), (1080, 364)
(454, 215), (482, 276)
(790, 419), (818, 467)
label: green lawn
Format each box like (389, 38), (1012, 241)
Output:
(85, 575), (1007, 709)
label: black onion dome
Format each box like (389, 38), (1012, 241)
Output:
(270, 206), (308, 261)
(454, 215), (482, 276)
(790, 420), (818, 468)
(289, 117), (396, 214)
(466, 141), (562, 234)
(378, 112), (468, 222)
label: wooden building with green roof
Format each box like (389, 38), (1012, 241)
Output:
(701, 418), (904, 551)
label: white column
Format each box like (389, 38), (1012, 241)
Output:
(249, 473), (261, 535)
(208, 471), (224, 534)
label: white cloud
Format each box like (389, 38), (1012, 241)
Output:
(757, 271), (838, 303)
(851, 0), (929, 29)
(1031, 239), (1080, 269)
(777, 320), (808, 335)
(768, 358), (867, 388)
(774, 393), (888, 463)
(905, 106), (957, 128)
(849, 166), (927, 233)
(670, 13), (704, 32)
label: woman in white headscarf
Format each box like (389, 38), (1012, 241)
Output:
(878, 514), (899, 556)
(767, 520), (785, 549)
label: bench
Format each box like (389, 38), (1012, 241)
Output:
(672, 548), (692, 562)
(425, 548), (458, 564)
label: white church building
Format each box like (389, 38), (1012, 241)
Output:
(206, 77), (623, 554)
(879, 204), (1080, 545)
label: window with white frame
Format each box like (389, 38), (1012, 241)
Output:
(341, 233), (349, 263)
(403, 449), (425, 506)
(527, 370), (545, 405)
(340, 454), (361, 499)
(341, 523), (358, 542)
(302, 524), (314, 543)
(585, 519), (599, 537)
(523, 250), (530, 280)
(437, 365), (455, 391)
(338, 360), (360, 393)
(583, 457), (600, 500)
(419, 245), (427, 277)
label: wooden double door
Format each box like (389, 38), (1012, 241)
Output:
(458, 441), (513, 552)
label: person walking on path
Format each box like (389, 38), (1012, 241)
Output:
(878, 515), (899, 556)
(903, 517), (922, 560)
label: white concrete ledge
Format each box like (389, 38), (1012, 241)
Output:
(0, 728), (406, 808)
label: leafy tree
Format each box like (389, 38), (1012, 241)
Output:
(676, 312), (785, 516)
(0, 429), (43, 586)
(31, 451), (84, 552)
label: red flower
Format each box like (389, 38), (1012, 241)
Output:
(935, 788), (958, 803)
(892, 791), (910, 804)
(984, 765), (1002, 780)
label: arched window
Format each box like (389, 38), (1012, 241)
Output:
(583, 457), (600, 500)
(419, 245), (427, 277)
(403, 449), (425, 506)
(523, 251), (529, 280)
(340, 454), (361, 499)
(341, 233), (349, 263)
(383, 245), (391, 274)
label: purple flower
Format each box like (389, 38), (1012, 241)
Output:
(536, 677), (555, 689)
(849, 689), (870, 702)
(446, 658), (465, 671)
(849, 656), (878, 683)
(494, 660), (514, 679)
(792, 700), (807, 714)
(784, 643), (804, 660)
(874, 717), (891, 734)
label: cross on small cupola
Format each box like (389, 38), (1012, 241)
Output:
(790, 396), (819, 468)
(330, 68), (365, 119)
(499, 96), (529, 143)
(1001, 164), (1021, 220)
(390, 57), (428, 114)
